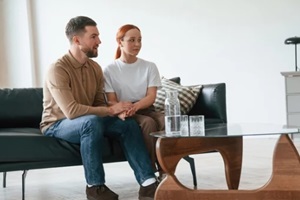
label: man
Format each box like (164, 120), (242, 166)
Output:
(40, 16), (157, 200)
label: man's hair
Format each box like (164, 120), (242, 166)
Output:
(65, 16), (97, 43)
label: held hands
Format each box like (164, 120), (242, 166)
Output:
(118, 104), (138, 120)
(125, 105), (138, 117)
(108, 101), (133, 120)
(117, 105), (138, 120)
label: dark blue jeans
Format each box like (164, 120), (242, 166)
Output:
(44, 115), (155, 185)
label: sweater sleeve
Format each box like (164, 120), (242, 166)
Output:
(46, 63), (108, 119)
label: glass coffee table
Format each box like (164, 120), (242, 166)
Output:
(151, 123), (300, 200)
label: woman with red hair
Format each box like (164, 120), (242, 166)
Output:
(104, 24), (164, 179)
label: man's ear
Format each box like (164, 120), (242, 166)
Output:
(72, 35), (80, 45)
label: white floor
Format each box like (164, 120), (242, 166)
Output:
(1, 136), (296, 200)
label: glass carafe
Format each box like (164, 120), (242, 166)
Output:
(164, 90), (181, 136)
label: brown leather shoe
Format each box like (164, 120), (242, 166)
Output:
(86, 185), (118, 200)
(138, 181), (158, 200)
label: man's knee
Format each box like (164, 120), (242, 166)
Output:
(82, 115), (101, 126)
(81, 115), (103, 138)
(125, 118), (141, 130)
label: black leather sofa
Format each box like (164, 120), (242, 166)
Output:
(0, 79), (227, 199)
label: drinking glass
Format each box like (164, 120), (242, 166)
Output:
(180, 115), (189, 136)
(165, 115), (181, 136)
(189, 115), (205, 136)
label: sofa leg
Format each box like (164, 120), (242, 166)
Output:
(183, 156), (197, 187)
(22, 170), (28, 200)
(3, 172), (7, 188)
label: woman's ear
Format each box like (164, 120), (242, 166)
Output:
(118, 39), (123, 47)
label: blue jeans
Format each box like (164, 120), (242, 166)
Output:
(44, 115), (155, 186)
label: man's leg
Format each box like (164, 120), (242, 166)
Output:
(104, 117), (158, 200)
(44, 115), (105, 185)
(104, 117), (156, 184)
(44, 115), (118, 200)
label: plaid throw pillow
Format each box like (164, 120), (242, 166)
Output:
(154, 77), (202, 114)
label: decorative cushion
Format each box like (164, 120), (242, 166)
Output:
(154, 77), (202, 114)
(168, 77), (181, 84)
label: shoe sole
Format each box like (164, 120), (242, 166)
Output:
(86, 196), (119, 200)
(139, 197), (154, 200)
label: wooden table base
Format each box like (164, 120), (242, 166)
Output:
(155, 134), (300, 200)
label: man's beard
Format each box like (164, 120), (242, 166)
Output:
(86, 50), (97, 58)
(80, 45), (98, 58)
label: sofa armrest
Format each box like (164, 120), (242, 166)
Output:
(188, 83), (227, 124)
(0, 88), (43, 128)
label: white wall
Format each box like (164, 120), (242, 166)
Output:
(1, 0), (34, 87)
(1, 0), (300, 124)
(0, 0), (8, 87)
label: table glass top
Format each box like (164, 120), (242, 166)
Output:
(151, 123), (300, 138)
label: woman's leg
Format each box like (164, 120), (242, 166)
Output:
(132, 106), (166, 173)
(135, 109), (166, 177)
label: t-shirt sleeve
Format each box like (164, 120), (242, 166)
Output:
(103, 66), (115, 93)
(148, 63), (162, 89)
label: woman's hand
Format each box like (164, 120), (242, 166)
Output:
(125, 106), (138, 117)
(117, 102), (138, 120)
(108, 101), (133, 116)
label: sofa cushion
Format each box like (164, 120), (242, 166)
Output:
(154, 77), (202, 114)
(0, 127), (126, 171)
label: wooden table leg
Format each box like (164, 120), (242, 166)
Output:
(155, 134), (300, 200)
(155, 137), (243, 192)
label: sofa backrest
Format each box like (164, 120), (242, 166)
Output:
(0, 82), (227, 128)
(0, 88), (43, 128)
(188, 83), (227, 123)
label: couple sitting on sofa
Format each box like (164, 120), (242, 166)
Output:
(41, 16), (165, 200)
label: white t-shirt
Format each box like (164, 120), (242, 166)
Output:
(104, 58), (161, 102)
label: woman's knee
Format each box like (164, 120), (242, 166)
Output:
(137, 117), (157, 134)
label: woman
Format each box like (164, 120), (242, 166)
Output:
(104, 24), (164, 173)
